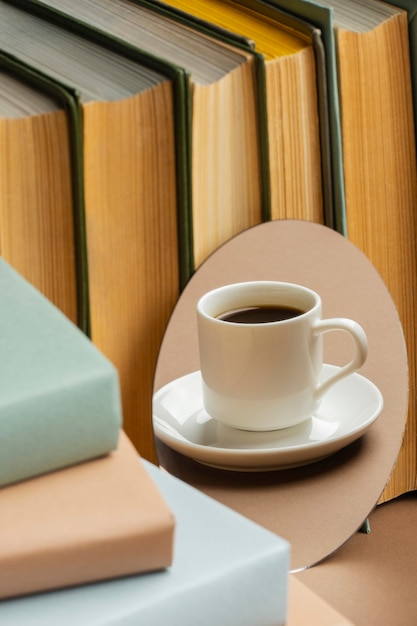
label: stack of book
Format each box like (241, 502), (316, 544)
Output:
(0, 260), (290, 624)
(0, 258), (175, 598)
(1, 457), (290, 625)
(0, 0), (416, 503)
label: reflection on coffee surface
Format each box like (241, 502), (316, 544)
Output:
(216, 305), (304, 324)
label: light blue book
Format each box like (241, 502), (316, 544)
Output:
(0, 258), (122, 486)
(0, 460), (290, 626)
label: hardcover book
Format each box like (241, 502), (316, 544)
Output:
(0, 53), (87, 331)
(265, 0), (417, 503)
(18, 0), (266, 269)
(141, 0), (331, 228)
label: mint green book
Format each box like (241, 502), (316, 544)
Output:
(0, 259), (122, 487)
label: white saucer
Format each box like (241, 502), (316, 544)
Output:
(153, 365), (384, 471)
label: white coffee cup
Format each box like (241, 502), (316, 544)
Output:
(197, 281), (368, 431)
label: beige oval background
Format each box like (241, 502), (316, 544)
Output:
(153, 220), (408, 571)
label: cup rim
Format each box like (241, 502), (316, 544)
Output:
(197, 281), (320, 326)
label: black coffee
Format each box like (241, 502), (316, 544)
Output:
(217, 305), (304, 324)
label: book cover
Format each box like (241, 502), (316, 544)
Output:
(263, 0), (347, 234)
(0, 258), (122, 487)
(236, 0), (334, 226)
(0, 432), (175, 599)
(0, 52), (89, 333)
(384, 0), (417, 145)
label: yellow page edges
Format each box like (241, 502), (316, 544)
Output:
(162, 0), (309, 59)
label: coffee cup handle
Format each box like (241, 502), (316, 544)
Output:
(313, 318), (368, 400)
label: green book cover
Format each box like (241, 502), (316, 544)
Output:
(227, 0), (334, 227)
(0, 51), (89, 334)
(383, 0), (417, 146)
(263, 0), (347, 235)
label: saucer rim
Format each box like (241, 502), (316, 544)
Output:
(152, 366), (383, 470)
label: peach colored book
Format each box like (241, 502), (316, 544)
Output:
(0, 432), (175, 599)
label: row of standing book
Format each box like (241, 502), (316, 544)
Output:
(0, 0), (416, 501)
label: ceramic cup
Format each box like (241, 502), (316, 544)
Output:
(196, 281), (368, 431)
